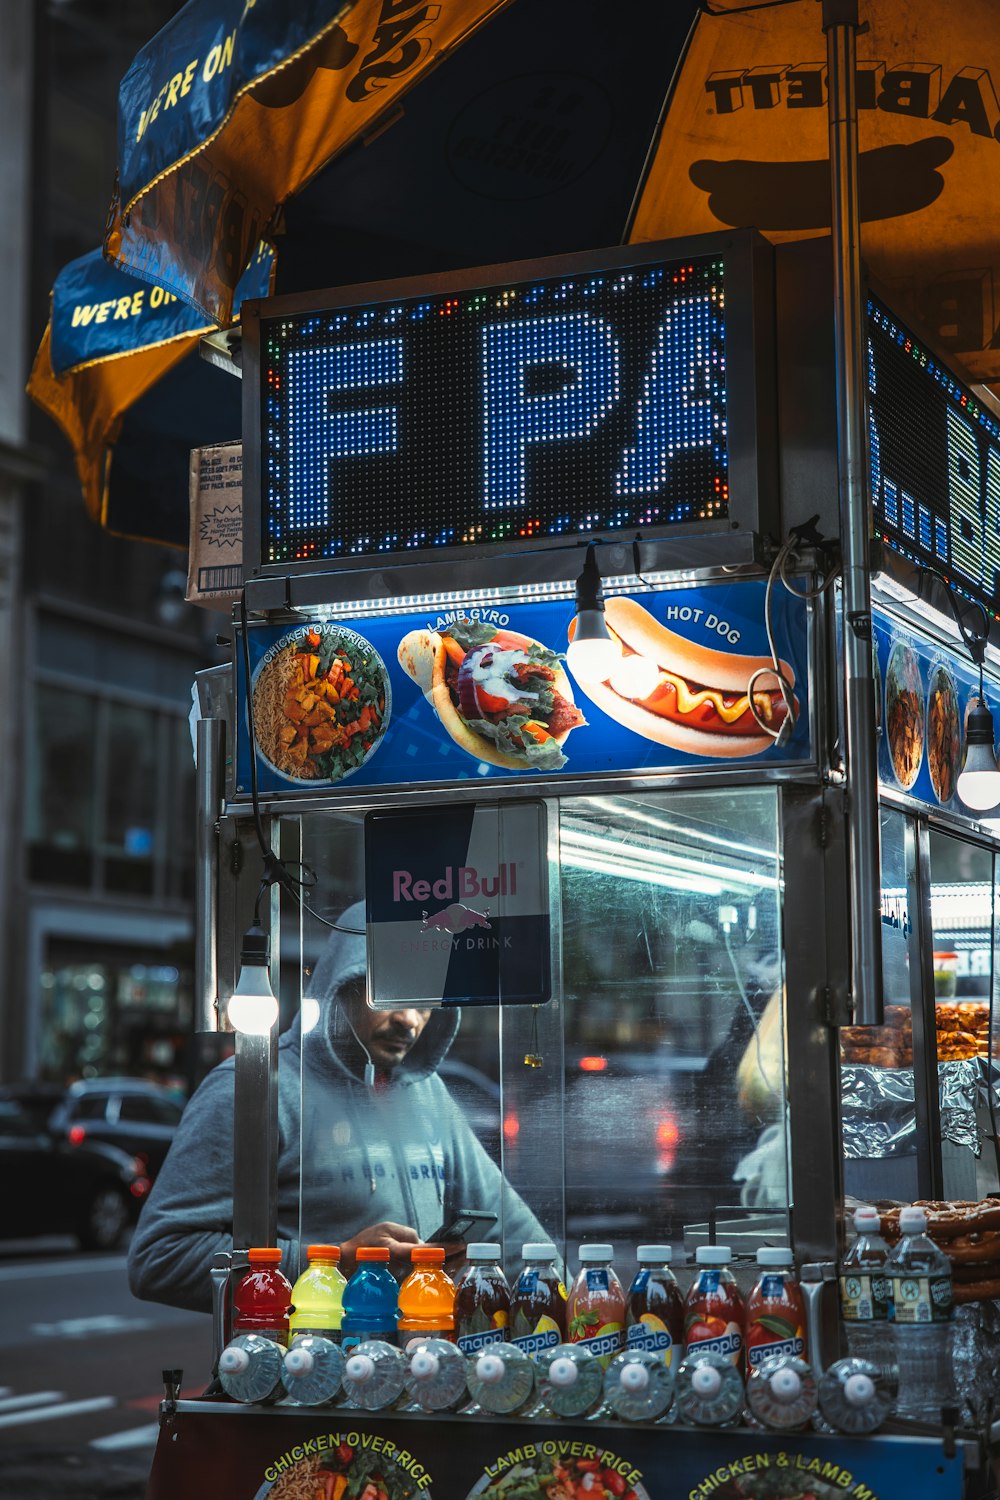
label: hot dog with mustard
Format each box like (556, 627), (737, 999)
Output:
(568, 596), (797, 757)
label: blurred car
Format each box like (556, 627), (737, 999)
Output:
(47, 1077), (185, 1179)
(0, 1088), (151, 1250)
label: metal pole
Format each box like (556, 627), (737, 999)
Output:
(824, 0), (884, 1025)
(194, 717), (225, 1032)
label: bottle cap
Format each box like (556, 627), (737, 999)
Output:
(578, 1243), (614, 1262)
(619, 1361), (650, 1392)
(695, 1245), (732, 1265)
(307, 1244), (340, 1261)
(756, 1247), (793, 1267)
(853, 1206), (880, 1229)
(770, 1366), (802, 1403)
(284, 1346), (315, 1378)
(219, 1344), (251, 1375)
(476, 1353), (505, 1384)
(356, 1246), (390, 1262)
(691, 1363), (722, 1397)
(345, 1353), (375, 1382)
(548, 1356), (578, 1387)
(636, 1245), (672, 1263)
(411, 1245), (445, 1264)
(898, 1206), (928, 1233)
(467, 1243), (503, 1261)
(844, 1371), (876, 1407)
(523, 1242), (557, 1260)
(410, 1349), (440, 1380)
(247, 1247), (283, 1264)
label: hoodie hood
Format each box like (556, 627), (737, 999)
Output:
(300, 900), (459, 1082)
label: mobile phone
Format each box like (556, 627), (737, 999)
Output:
(428, 1209), (498, 1244)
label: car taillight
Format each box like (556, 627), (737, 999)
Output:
(654, 1113), (680, 1171)
(68, 1125), (86, 1145)
(502, 1112), (520, 1142)
(134, 1151), (149, 1171)
(578, 1055), (608, 1072)
(131, 1176), (151, 1198)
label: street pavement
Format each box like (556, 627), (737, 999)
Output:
(0, 1237), (210, 1498)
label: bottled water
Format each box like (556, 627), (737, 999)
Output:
(281, 1334), (345, 1405)
(818, 1358), (895, 1435)
(341, 1340), (407, 1411)
(745, 1354), (817, 1430)
(674, 1350), (744, 1426)
(404, 1337), (468, 1412)
(603, 1349), (674, 1422)
(839, 1206), (894, 1379)
(466, 1342), (536, 1415)
(218, 1334), (285, 1404)
(536, 1344), (605, 1418)
(887, 1205), (955, 1423)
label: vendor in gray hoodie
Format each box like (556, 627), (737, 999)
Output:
(128, 902), (550, 1312)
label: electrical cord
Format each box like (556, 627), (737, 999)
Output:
(746, 529), (839, 743)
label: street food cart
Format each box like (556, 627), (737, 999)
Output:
(145, 227), (1000, 1500)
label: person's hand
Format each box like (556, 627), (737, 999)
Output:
(341, 1221), (421, 1281)
(440, 1240), (466, 1276)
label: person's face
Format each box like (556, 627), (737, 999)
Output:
(340, 982), (432, 1071)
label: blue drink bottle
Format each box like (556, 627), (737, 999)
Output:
(341, 1247), (400, 1351)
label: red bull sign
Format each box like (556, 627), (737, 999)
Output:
(365, 801), (550, 1009)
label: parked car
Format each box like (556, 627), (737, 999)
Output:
(47, 1077), (186, 1180)
(0, 1088), (152, 1250)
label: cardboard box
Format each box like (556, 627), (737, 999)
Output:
(187, 442), (243, 610)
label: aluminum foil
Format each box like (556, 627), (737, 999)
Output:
(953, 1299), (1000, 1422)
(841, 1059), (980, 1159)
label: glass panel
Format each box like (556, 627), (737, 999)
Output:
(549, 788), (786, 1266)
(928, 830), (994, 1200)
(104, 702), (158, 894)
(841, 806), (920, 1203)
(26, 685), (97, 885)
(167, 716), (196, 899)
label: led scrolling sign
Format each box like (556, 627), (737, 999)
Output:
(868, 297), (1000, 618)
(258, 249), (732, 567)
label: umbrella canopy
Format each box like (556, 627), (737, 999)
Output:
(103, 0), (515, 325)
(28, 242), (271, 544)
(629, 0), (1000, 391)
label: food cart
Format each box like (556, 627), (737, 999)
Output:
(145, 227), (1000, 1500)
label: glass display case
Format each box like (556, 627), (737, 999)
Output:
(290, 787), (790, 1272)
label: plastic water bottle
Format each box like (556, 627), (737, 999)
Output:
(675, 1350), (744, 1426)
(466, 1342), (536, 1414)
(818, 1358), (895, 1434)
(839, 1207), (893, 1377)
(745, 1354), (817, 1430)
(603, 1348), (674, 1421)
(341, 1340), (407, 1411)
(403, 1337), (468, 1411)
(887, 1204), (955, 1422)
(280, 1334), (345, 1405)
(536, 1344), (605, 1418)
(218, 1334), (285, 1404)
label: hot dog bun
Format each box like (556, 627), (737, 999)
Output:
(398, 627), (579, 771)
(569, 597), (797, 758)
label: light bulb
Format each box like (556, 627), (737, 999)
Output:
(958, 699), (1000, 811)
(300, 996), (320, 1033)
(567, 612), (620, 682)
(608, 652), (661, 699)
(227, 924), (278, 1034)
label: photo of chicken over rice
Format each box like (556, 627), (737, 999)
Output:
(885, 640), (923, 790)
(251, 625), (390, 784)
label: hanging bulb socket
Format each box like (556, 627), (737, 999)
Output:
(228, 924), (279, 1034)
(567, 543), (620, 683)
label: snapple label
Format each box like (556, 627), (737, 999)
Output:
(746, 1266), (807, 1370)
(568, 1258), (626, 1369)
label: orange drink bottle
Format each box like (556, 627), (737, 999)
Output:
(683, 1245), (745, 1372)
(398, 1245), (457, 1342)
(746, 1247), (807, 1373)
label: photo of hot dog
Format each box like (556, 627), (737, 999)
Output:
(398, 617), (586, 771)
(568, 596), (798, 758)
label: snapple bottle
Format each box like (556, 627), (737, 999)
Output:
(746, 1248), (807, 1373)
(511, 1243), (566, 1360)
(454, 1243), (511, 1356)
(684, 1245), (745, 1371)
(567, 1244), (626, 1368)
(626, 1245), (684, 1368)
